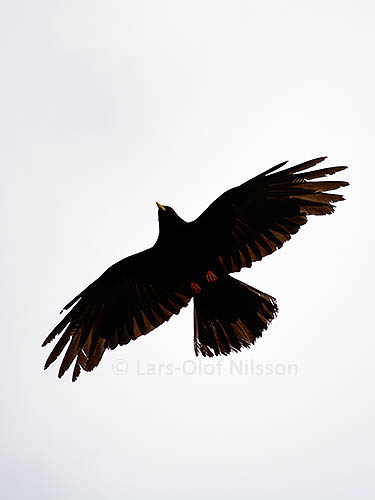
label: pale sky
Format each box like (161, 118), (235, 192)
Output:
(1, 1), (373, 499)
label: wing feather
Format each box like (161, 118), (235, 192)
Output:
(43, 249), (191, 381)
(191, 157), (348, 273)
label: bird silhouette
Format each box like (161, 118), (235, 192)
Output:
(42, 157), (348, 381)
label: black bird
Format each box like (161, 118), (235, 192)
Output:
(43, 157), (348, 381)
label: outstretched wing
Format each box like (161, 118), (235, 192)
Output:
(191, 157), (348, 273)
(42, 248), (191, 381)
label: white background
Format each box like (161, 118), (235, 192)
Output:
(1, 1), (372, 499)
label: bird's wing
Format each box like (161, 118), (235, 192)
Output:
(42, 248), (191, 381)
(190, 157), (348, 273)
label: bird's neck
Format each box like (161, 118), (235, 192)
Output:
(156, 217), (187, 245)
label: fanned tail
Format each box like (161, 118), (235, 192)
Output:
(193, 275), (278, 357)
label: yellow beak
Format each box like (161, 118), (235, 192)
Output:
(156, 202), (166, 211)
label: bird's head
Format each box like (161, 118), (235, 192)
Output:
(156, 201), (178, 219)
(156, 202), (185, 235)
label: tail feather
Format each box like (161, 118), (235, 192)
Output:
(194, 276), (278, 357)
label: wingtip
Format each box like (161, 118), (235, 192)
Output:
(41, 333), (55, 347)
(311, 156), (327, 164)
(276, 160), (289, 168)
(257, 160), (289, 177)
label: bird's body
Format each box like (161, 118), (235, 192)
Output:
(43, 157), (348, 381)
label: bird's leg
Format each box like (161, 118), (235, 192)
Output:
(190, 270), (218, 294)
(206, 270), (218, 283)
(190, 282), (202, 294)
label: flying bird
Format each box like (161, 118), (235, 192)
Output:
(43, 157), (348, 381)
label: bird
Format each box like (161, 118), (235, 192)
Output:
(42, 157), (348, 381)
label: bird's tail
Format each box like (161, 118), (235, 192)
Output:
(193, 275), (278, 357)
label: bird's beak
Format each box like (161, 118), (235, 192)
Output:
(156, 202), (166, 211)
